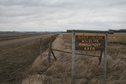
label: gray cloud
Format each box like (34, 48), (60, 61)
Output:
(0, 0), (126, 31)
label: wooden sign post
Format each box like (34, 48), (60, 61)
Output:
(72, 30), (75, 84)
(104, 33), (108, 84)
(48, 36), (57, 63)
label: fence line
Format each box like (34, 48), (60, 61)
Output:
(52, 49), (101, 57)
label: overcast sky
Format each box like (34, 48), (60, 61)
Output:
(0, 0), (126, 31)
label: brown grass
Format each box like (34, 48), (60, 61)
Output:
(0, 33), (48, 41)
(0, 34), (58, 84)
(22, 33), (126, 84)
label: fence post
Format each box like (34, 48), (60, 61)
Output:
(71, 30), (75, 84)
(48, 36), (53, 63)
(99, 51), (103, 65)
(40, 38), (42, 60)
(103, 32), (108, 84)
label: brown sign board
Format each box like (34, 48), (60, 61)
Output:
(75, 35), (105, 51)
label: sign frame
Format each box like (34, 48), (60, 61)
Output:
(67, 30), (113, 84)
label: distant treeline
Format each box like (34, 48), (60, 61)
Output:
(109, 29), (126, 33)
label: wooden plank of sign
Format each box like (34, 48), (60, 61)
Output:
(75, 35), (105, 51)
(76, 35), (105, 39)
(76, 43), (104, 47)
(76, 39), (105, 43)
(75, 47), (104, 51)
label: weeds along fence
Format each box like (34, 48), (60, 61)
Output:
(39, 30), (113, 84)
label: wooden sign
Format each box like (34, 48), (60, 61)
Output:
(75, 35), (105, 51)
(68, 30), (111, 84)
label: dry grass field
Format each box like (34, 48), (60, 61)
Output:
(0, 34), (58, 84)
(21, 33), (126, 84)
(0, 33), (47, 41)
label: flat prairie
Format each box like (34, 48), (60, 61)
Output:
(0, 32), (47, 41)
(0, 34), (58, 84)
(22, 33), (126, 84)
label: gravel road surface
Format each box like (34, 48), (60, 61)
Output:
(0, 34), (54, 49)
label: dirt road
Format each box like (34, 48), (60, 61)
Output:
(0, 34), (53, 50)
